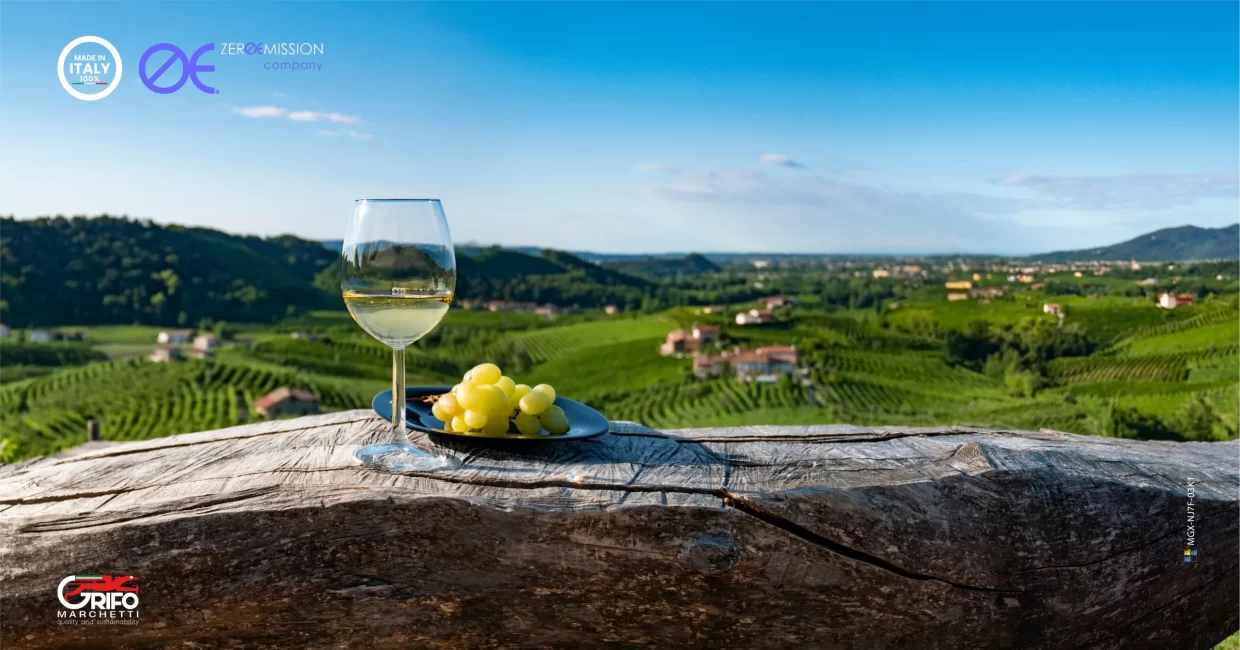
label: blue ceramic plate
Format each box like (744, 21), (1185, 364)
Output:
(372, 385), (610, 441)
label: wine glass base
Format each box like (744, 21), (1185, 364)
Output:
(354, 443), (457, 472)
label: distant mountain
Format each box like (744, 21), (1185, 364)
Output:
(600, 253), (723, 278)
(1031, 224), (1239, 262)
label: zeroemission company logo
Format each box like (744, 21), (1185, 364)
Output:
(218, 41), (326, 73)
(58, 36), (122, 101)
(140, 43), (218, 95)
(56, 575), (140, 626)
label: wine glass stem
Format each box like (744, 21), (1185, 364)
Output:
(391, 346), (409, 444)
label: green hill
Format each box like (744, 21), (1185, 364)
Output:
(600, 253), (722, 278)
(451, 247), (651, 309)
(1032, 224), (1239, 262)
(1, 216), (337, 327)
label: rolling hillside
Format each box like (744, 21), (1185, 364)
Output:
(1, 215), (338, 327)
(1032, 224), (1239, 262)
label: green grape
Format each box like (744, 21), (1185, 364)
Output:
(518, 390), (552, 416)
(514, 412), (543, 435)
(474, 384), (509, 415)
(438, 393), (462, 417)
(455, 381), (482, 410)
(540, 405), (569, 434)
(450, 415), (469, 433)
(533, 384), (556, 401)
(469, 363), (503, 385)
(431, 401), (453, 422)
(481, 417), (510, 435)
(494, 376), (516, 398)
(464, 409), (489, 429)
(508, 384), (532, 411)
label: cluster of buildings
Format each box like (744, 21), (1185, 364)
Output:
(659, 324), (721, 356)
(253, 387), (320, 419)
(942, 281), (1007, 303)
(149, 330), (221, 362)
(659, 325), (798, 383)
(735, 309), (776, 325)
(1158, 292), (1196, 309)
(694, 346), (798, 383)
(871, 265), (925, 279)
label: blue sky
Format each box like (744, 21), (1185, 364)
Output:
(1, 1), (1236, 253)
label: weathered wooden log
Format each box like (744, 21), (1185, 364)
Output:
(0, 411), (1235, 649)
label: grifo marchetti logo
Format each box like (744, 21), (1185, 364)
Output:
(56, 575), (140, 619)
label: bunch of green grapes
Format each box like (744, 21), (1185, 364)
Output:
(431, 363), (570, 435)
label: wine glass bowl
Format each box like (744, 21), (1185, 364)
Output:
(342, 199), (457, 471)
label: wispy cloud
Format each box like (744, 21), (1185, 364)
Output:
(288, 110), (360, 124)
(636, 166), (1037, 252)
(993, 173), (1240, 210)
(758, 153), (806, 169)
(233, 105), (369, 139)
(317, 129), (374, 141)
(633, 162), (679, 173)
(232, 105), (287, 119)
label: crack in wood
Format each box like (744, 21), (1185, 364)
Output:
(721, 494), (1027, 594)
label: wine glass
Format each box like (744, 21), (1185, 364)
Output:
(342, 199), (457, 471)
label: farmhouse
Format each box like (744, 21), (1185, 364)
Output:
(535, 304), (565, 318)
(871, 269), (890, 279)
(254, 387), (320, 419)
(487, 301), (539, 313)
(1043, 303), (1062, 316)
(190, 334), (220, 359)
(970, 287), (1004, 300)
(693, 345), (798, 383)
(157, 329), (195, 344)
(758, 295), (798, 308)
(735, 309), (775, 326)
(944, 280), (973, 290)
(149, 345), (182, 363)
(604, 305), (620, 315)
(660, 324), (720, 356)
(947, 293), (969, 302)
(1158, 293), (1195, 309)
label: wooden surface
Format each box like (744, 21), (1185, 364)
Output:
(0, 410), (1236, 649)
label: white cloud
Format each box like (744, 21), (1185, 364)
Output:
(288, 111), (359, 124)
(632, 163), (679, 173)
(636, 166), (1043, 252)
(233, 105), (369, 138)
(758, 153), (806, 169)
(993, 173), (1240, 210)
(232, 106), (360, 124)
(317, 129), (374, 141)
(232, 105), (287, 119)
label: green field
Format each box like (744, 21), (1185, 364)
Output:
(2, 291), (1237, 462)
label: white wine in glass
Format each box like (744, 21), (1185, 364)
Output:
(342, 199), (457, 472)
